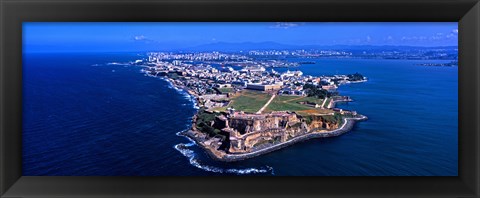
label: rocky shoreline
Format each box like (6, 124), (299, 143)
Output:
(181, 115), (367, 162)
(157, 74), (367, 162)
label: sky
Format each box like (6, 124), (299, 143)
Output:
(23, 22), (458, 53)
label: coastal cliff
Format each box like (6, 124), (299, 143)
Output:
(183, 113), (367, 162)
(184, 107), (366, 162)
(139, 56), (368, 162)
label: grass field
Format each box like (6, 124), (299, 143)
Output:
(264, 95), (326, 114)
(225, 90), (271, 113)
(218, 87), (234, 93)
(264, 95), (310, 112)
(211, 106), (229, 112)
(300, 97), (324, 104)
(323, 98), (332, 108)
(295, 109), (335, 117)
(211, 90), (331, 115)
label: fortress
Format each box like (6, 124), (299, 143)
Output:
(143, 56), (367, 161)
(213, 110), (340, 154)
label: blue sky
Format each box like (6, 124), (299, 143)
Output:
(23, 22), (458, 53)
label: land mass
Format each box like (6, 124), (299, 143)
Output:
(137, 52), (368, 161)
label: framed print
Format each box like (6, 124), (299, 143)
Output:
(1, 0), (479, 197)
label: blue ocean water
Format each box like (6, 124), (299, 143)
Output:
(22, 53), (457, 176)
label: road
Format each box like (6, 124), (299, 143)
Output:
(321, 97), (328, 108)
(256, 94), (276, 114)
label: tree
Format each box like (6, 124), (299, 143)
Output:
(303, 83), (330, 98)
(347, 72), (364, 81)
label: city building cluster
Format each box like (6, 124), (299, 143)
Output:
(139, 52), (365, 99)
(132, 51), (368, 159)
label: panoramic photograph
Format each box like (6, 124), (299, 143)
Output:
(22, 22), (458, 176)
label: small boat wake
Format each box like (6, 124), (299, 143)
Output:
(174, 131), (274, 175)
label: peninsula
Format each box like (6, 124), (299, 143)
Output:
(137, 52), (368, 162)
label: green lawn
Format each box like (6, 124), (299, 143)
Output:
(323, 98), (331, 108)
(227, 90), (271, 113)
(214, 90), (327, 114)
(300, 97), (324, 105)
(264, 96), (324, 113)
(218, 87), (234, 93)
(211, 106), (229, 112)
(273, 95), (302, 102)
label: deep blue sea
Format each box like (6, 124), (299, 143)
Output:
(22, 53), (458, 176)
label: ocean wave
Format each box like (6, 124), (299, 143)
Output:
(141, 71), (263, 174)
(174, 131), (274, 175)
(158, 77), (198, 109)
(180, 91), (190, 98)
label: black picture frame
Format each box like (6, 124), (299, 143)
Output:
(1, 0), (479, 197)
